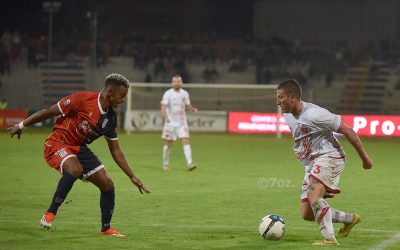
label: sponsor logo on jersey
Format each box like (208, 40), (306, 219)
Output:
(76, 120), (90, 137)
(102, 118), (109, 128)
(56, 148), (68, 158)
(64, 99), (71, 106)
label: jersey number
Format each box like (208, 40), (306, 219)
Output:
(313, 165), (321, 174)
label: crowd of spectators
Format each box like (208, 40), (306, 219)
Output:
(2, 30), (400, 85)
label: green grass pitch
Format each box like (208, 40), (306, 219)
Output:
(0, 131), (399, 249)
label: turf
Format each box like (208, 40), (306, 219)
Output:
(0, 131), (399, 249)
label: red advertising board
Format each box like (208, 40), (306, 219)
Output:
(228, 112), (400, 137)
(0, 109), (28, 129)
(342, 115), (400, 136)
(228, 112), (291, 134)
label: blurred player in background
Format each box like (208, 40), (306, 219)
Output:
(161, 74), (198, 171)
(276, 79), (373, 246)
(8, 73), (150, 237)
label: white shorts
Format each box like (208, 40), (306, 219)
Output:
(161, 123), (189, 141)
(300, 156), (345, 202)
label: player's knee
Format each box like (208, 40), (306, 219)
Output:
(101, 180), (114, 192)
(301, 212), (314, 221)
(306, 184), (324, 202)
(64, 166), (83, 178)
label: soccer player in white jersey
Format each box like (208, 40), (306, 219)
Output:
(276, 79), (373, 246)
(161, 74), (198, 171)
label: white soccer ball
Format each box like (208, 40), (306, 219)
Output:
(259, 214), (286, 240)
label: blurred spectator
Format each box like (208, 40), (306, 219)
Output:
(144, 72), (152, 83)
(0, 44), (10, 75)
(3, 29), (400, 86)
(325, 71), (334, 88)
(202, 65), (218, 83)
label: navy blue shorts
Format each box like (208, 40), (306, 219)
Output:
(77, 145), (104, 180)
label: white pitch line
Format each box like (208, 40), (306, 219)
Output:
(0, 220), (398, 234)
(368, 232), (400, 250)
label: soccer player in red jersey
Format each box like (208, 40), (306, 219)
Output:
(8, 73), (150, 237)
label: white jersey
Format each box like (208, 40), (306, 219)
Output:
(161, 88), (191, 126)
(283, 101), (345, 166)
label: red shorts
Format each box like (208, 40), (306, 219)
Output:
(44, 140), (80, 174)
(43, 139), (103, 179)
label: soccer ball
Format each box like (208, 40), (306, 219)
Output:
(259, 214), (286, 240)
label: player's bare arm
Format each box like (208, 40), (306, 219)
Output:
(8, 105), (62, 139)
(337, 123), (373, 170)
(106, 138), (150, 194)
(161, 105), (170, 123)
(187, 104), (198, 113)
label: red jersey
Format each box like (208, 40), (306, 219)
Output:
(47, 92), (118, 146)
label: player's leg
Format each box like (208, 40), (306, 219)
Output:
(163, 140), (174, 170)
(86, 169), (124, 236)
(180, 137), (196, 170)
(307, 178), (338, 245)
(161, 124), (176, 170)
(302, 163), (358, 239)
(75, 146), (123, 236)
(301, 192), (356, 225)
(41, 157), (83, 228)
(300, 169), (314, 221)
(178, 126), (196, 170)
(300, 201), (315, 221)
(313, 157), (360, 238)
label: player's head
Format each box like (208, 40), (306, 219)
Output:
(104, 73), (129, 108)
(171, 74), (183, 89)
(105, 73), (129, 88)
(276, 79), (302, 114)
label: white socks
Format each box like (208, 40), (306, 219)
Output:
(330, 208), (354, 224)
(183, 144), (192, 166)
(163, 144), (193, 167)
(163, 145), (170, 166)
(311, 198), (336, 241)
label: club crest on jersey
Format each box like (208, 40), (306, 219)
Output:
(64, 99), (71, 106)
(76, 120), (90, 137)
(102, 118), (109, 128)
(56, 148), (68, 158)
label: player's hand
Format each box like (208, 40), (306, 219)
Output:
(7, 124), (22, 139)
(130, 176), (150, 194)
(166, 118), (170, 123)
(362, 156), (373, 170)
(191, 107), (198, 113)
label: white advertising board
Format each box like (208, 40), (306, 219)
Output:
(125, 110), (227, 132)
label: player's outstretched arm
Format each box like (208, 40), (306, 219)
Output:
(106, 138), (150, 194)
(337, 123), (373, 170)
(8, 105), (61, 139)
(187, 104), (198, 113)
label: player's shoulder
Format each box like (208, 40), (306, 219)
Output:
(302, 102), (336, 122)
(180, 88), (189, 96)
(303, 102), (329, 115)
(164, 88), (174, 95)
(71, 91), (99, 99)
(61, 92), (98, 107)
(283, 113), (295, 122)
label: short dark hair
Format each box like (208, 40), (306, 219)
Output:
(277, 79), (302, 99)
(172, 74), (182, 79)
(105, 73), (129, 88)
